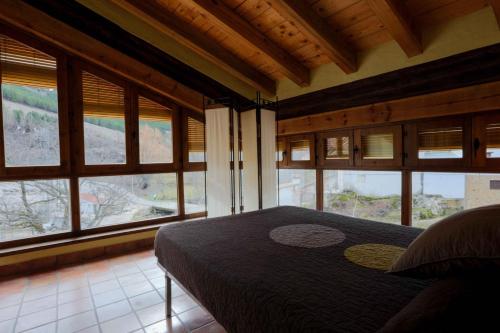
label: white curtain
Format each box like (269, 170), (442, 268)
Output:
(233, 110), (241, 213)
(206, 108), (231, 218)
(261, 109), (277, 208)
(241, 110), (259, 212)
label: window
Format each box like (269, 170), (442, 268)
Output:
(411, 172), (500, 228)
(276, 139), (285, 162)
(486, 123), (500, 158)
(79, 173), (177, 229)
(82, 71), (126, 165)
(418, 126), (463, 159)
(184, 171), (205, 214)
(355, 126), (402, 167)
(317, 130), (352, 167)
(0, 179), (70, 241)
(277, 169), (316, 209)
(0, 34), (61, 167)
(139, 96), (173, 164)
(186, 116), (205, 163)
(290, 140), (310, 161)
(280, 134), (315, 168)
(323, 170), (401, 224)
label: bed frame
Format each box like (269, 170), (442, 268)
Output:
(157, 262), (210, 319)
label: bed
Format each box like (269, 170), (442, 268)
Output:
(155, 206), (431, 332)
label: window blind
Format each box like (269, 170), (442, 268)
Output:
(418, 127), (462, 151)
(82, 71), (124, 118)
(0, 34), (57, 88)
(290, 140), (310, 161)
(486, 123), (500, 148)
(138, 96), (171, 122)
(187, 116), (205, 153)
(361, 133), (394, 159)
(326, 136), (349, 159)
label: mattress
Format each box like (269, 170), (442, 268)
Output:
(155, 206), (430, 332)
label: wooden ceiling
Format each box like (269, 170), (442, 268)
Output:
(110, 0), (498, 95)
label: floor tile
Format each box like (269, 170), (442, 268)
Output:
(124, 281), (154, 298)
(58, 287), (91, 305)
(22, 321), (56, 333)
(24, 285), (57, 302)
(87, 272), (115, 285)
(76, 325), (100, 333)
(136, 303), (166, 327)
(0, 304), (20, 322)
(93, 288), (126, 307)
(144, 317), (187, 333)
(0, 292), (23, 308)
(90, 279), (120, 295)
(15, 307), (57, 332)
(0, 319), (16, 333)
(172, 294), (198, 315)
(57, 297), (93, 319)
(177, 307), (214, 331)
(114, 266), (141, 277)
(100, 312), (141, 333)
(58, 278), (88, 293)
(149, 277), (165, 289)
(96, 299), (132, 323)
(143, 268), (164, 279)
(192, 321), (226, 333)
(118, 273), (148, 286)
(56, 310), (97, 333)
(20, 295), (57, 316)
(129, 291), (163, 311)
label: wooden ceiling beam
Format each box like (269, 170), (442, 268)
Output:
(0, 0), (204, 112)
(366, 0), (422, 57)
(490, 0), (500, 28)
(109, 0), (276, 95)
(266, 0), (357, 74)
(186, 0), (310, 87)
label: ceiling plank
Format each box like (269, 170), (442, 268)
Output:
(366, 0), (422, 57)
(490, 0), (500, 28)
(109, 0), (276, 95)
(0, 0), (204, 112)
(186, 0), (310, 86)
(265, 0), (357, 74)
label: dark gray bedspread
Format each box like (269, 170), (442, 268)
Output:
(155, 206), (430, 333)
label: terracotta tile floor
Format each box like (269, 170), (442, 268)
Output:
(0, 250), (226, 333)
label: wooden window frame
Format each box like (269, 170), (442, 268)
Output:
(276, 137), (287, 168)
(317, 130), (353, 168)
(407, 117), (471, 169)
(354, 125), (402, 168)
(283, 134), (315, 169)
(0, 27), (70, 179)
(0, 25), (207, 250)
(472, 111), (500, 168)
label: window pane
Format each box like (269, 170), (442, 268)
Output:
(139, 96), (173, 164)
(80, 173), (177, 229)
(323, 170), (401, 224)
(82, 71), (126, 165)
(277, 169), (316, 209)
(184, 171), (205, 214)
(325, 136), (349, 160)
(486, 123), (500, 158)
(361, 133), (393, 159)
(290, 140), (310, 161)
(0, 35), (60, 166)
(187, 116), (205, 163)
(412, 172), (500, 228)
(0, 179), (70, 241)
(418, 127), (463, 159)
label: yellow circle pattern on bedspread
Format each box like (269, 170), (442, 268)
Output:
(344, 244), (406, 270)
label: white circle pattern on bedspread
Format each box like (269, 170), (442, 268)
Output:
(269, 224), (346, 248)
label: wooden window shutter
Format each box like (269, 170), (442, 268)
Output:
(138, 96), (171, 122)
(0, 34), (57, 88)
(187, 116), (204, 153)
(82, 71), (124, 118)
(418, 127), (463, 151)
(486, 123), (500, 149)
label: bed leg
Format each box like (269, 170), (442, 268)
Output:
(165, 276), (172, 318)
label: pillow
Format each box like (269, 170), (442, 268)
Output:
(389, 204), (500, 278)
(378, 274), (500, 333)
